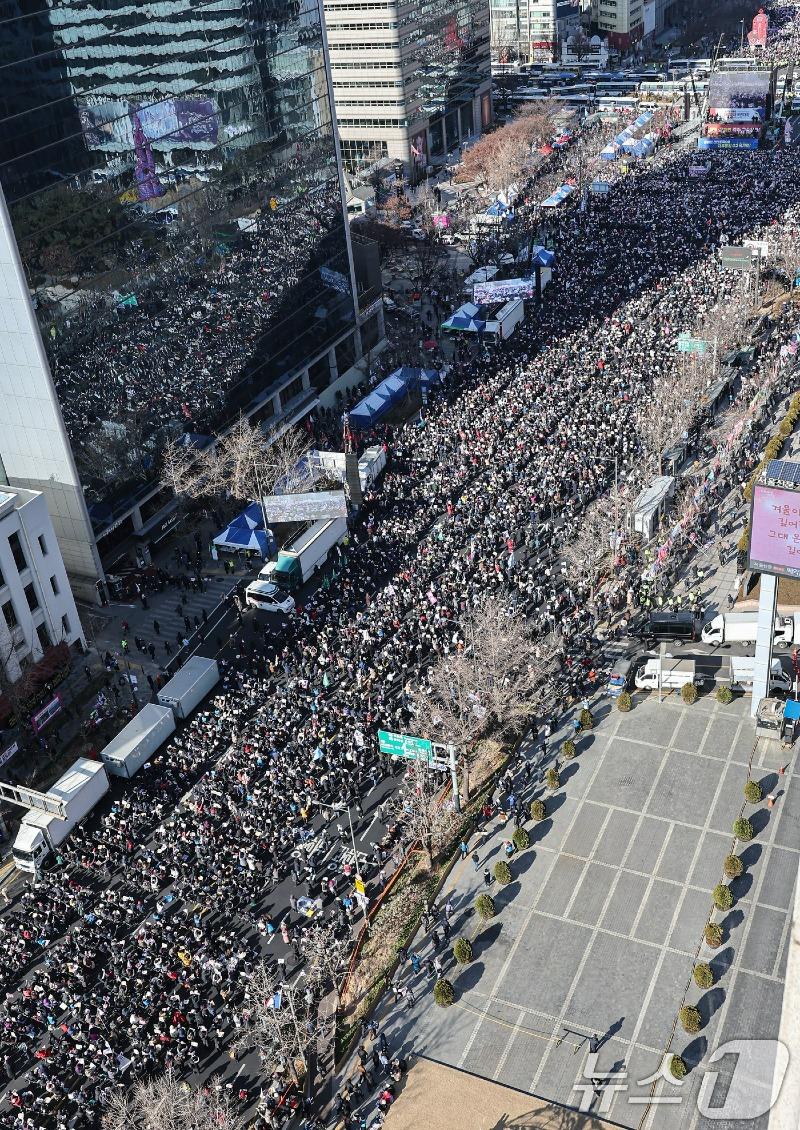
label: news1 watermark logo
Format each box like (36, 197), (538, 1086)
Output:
(573, 1040), (790, 1118)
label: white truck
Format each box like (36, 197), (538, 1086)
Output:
(261, 517), (347, 592)
(701, 612), (795, 648)
(729, 656), (791, 694)
(12, 759), (109, 874)
(157, 655), (220, 721)
(99, 703), (176, 778)
(634, 656), (705, 691)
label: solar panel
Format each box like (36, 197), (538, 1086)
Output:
(765, 459), (800, 487)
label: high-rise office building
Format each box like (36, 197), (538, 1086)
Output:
(324, 0), (492, 177)
(0, 0), (378, 600)
(590, 0), (644, 48)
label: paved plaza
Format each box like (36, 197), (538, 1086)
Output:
(373, 690), (800, 1130)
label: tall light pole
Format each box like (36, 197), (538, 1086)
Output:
(740, 20), (745, 51)
(316, 798), (367, 923)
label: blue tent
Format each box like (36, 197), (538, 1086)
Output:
(349, 367), (440, 427)
(531, 246), (555, 267)
(485, 200), (513, 219)
(228, 501), (264, 530)
(214, 525), (273, 555)
(540, 184), (575, 208)
(442, 302), (487, 333)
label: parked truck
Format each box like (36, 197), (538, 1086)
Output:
(261, 517), (347, 592)
(701, 611), (795, 647)
(12, 759), (109, 874)
(728, 656), (791, 694)
(157, 655), (220, 721)
(99, 703), (176, 778)
(634, 656), (705, 691)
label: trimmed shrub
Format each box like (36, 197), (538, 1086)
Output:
(737, 527), (750, 554)
(765, 436), (784, 461)
(733, 816), (754, 842)
(704, 922), (723, 948)
(713, 883), (733, 911)
(530, 799), (546, 822)
(679, 1005), (702, 1034)
(744, 779), (762, 804)
(433, 978), (455, 1007)
(545, 767), (560, 791)
(475, 893), (496, 921)
(562, 739), (576, 761)
(694, 962), (714, 989)
(681, 682), (698, 705)
(579, 708), (594, 730)
(494, 861), (512, 886)
(723, 854), (743, 879)
(453, 938), (473, 965)
(716, 686), (734, 704)
(617, 691), (633, 712)
(512, 827), (530, 851)
(779, 418), (793, 437)
(669, 1055), (688, 1080)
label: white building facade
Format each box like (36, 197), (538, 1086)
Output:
(325, 0), (493, 177)
(0, 488), (85, 684)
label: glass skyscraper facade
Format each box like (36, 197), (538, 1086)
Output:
(0, 0), (362, 595)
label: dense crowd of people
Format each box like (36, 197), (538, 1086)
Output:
(1, 7), (800, 1128)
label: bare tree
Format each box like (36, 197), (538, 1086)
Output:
(413, 596), (544, 800)
(636, 360), (705, 475)
(102, 1070), (243, 1130)
(300, 921), (349, 1006)
(235, 961), (327, 1086)
(562, 493), (620, 597)
(391, 756), (461, 870)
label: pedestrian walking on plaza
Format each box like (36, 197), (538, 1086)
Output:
(472, 851), (480, 871)
(459, 840), (468, 860)
(153, 619), (161, 635)
(483, 867), (492, 887)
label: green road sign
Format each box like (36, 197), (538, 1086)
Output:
(378, 729), (433, 761)
(677, 335), (708, 354)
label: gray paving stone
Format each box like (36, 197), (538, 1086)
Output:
(601, 871), (650, 936)
(709, 761), (752, 834)
(567, 862), (618, 928)
(740, 906), (786, 976)
(567, 932), (659, 1043)
(535, 856), (586, 917)
(657, 824), (702, 884)
(626, 817), (671, 875)
(590, 739), (665, 810)
(562, 801), (609, 860)
(647, 749), (723, 828)
(498, 912), (591, 1015)
(634, 949), (693, 1050)
(672, 711), (713, 755)
(634, 880), (682, 945)
(756, 846), (797, 910)
(690, 831), (733, 890)
(669, 886), (714, 954)
(593, 809), (639, 867)
(493, 1024), (551, 1093)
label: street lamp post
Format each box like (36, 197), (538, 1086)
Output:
(316, 799), (367, 923)
(740, 20), (746, 51)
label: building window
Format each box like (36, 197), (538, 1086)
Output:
(8, 532), (26, 572)
(36, 622), (50, 652)
(49, 575), (60, 596)
(281, 377), (304, 405)
(2, 600), (17, 630)
(339, 138), (389, 173)
(61, 614), (71, 637)
(24, 582), (39, 612)
(37, 535), (48, 555)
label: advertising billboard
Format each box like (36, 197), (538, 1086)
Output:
(707, 71), (770, 123)
(704, 122), (762, 138)
(79, 97), (219, 152)
(748, 8), (769, 48)
(473, 277), (536, 302)
(697, 137), (760, 151)
(264, 491), (348, 523)
(749, 483), (800, 578)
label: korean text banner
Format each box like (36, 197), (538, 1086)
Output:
(749, 483), (800, 578)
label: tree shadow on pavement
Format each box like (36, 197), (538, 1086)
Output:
(739, 843), (762, 869)
(560, 762), (580, 786)
(472, 921), (502, 959)
(709, 946), (736, 982)
(682, 1035), (708, 1072)
(696, 987), (725, 1027)
(454, 960), (485, 995)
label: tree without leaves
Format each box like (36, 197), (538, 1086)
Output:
(392, 756), (460, 870)
(413, 595), (545, 799)
(102, 1069), (244, 1130)
(301, 920), (349, 1006)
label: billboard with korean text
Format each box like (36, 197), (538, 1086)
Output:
(749, 483), (800, 578)
(707, 71), (771, 123)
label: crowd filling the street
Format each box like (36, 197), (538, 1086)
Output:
(3, 3), (800, 1129)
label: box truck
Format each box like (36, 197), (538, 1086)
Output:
(12, 759), (109, 873)
(701, 612), (794, 647)
(261, 517), (347, 591)
(99, 703), (176, 778)
(729, 656), (791, 694)
(157, 655), (220, 720)
(634, 656), (705, 691)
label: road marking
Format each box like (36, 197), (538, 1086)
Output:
(359, 815), (379, 843)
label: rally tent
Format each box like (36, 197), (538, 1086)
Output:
(213, 502), (276, 557)
(349, 367), (440, 428)
(442, 302), (487, 334)
(540, 184), (575, 208)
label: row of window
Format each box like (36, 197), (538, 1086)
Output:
(338, 116), (408, 127)
(328, 20), (399, 29)
(1, 599), (70, 649)
(331, 59), (401, 68)
(336, 98), (407, 107)
(333, 79), (404, 88)
(329, 40), (399, 49)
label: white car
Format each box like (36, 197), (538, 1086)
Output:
(244, 580), (296, 614)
